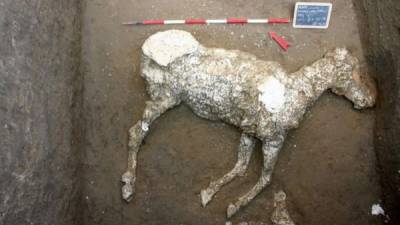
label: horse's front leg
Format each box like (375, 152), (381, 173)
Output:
(227, 132), (286, 218)
(201, 133), (256, 206)
(121, 97), (180, 201)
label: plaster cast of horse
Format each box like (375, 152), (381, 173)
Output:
(121, 30), (376, 218)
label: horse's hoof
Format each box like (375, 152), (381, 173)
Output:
(200, 189), (213, 207)
(122, 183), (134, 202)
(121, 171), (135, 202)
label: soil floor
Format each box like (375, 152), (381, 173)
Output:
(81, 0), (382, 224)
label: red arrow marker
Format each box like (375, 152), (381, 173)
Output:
(268, 31), (290, 51)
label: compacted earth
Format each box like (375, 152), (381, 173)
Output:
(81, 0), (382, 224)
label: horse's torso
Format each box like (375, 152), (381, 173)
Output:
(143, 47), (314, 138)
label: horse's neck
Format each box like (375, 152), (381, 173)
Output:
(273, 58), (338, 128)
(291, 57), (337, 103)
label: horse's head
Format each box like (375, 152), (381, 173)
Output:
(327, 48), (376, 109)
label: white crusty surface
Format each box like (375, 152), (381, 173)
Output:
(258, 76), (286, 113)
(142, 29), (200, 66)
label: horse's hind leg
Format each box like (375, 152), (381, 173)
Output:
(121, 97), (180, 201)
(200, 133), (256, 206)
(226, 132), (286, 218)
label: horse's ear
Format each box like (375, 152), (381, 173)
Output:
(142, 30), (200, 66)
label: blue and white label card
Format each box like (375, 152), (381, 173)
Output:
(293, 2), (332, 29)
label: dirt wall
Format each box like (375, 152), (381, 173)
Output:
(360, 0), (400, 223)
(0, 1), (82, 224)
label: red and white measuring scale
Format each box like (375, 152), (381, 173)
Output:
(123, 18), (289, 25)
(123, 17), (291, 50)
